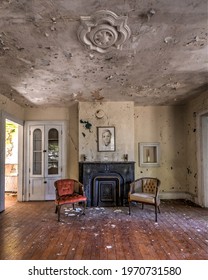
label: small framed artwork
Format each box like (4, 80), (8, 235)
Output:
(97, 126), (115, 152)
(139, 142), (160, 167)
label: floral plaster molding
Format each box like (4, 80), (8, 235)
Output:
(77, 10), (131, 53)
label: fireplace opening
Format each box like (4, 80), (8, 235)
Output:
(79, 162), (135, 207)
(93, 176), (121, 207)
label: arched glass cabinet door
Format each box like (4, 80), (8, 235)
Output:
(47, 128), (59, 175)
(32, 128), (43, 175)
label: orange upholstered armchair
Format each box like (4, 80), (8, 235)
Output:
(128, 177), (161, 222)
(54, 179), (87, 221)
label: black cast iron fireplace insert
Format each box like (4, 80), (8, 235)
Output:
(79, 162), (135, 207)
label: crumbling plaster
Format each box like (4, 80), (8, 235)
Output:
(184, 91), (208, 200)
(0, 0), (207, 107)
(78, 101), (134, 162)
(1, 92), (208, 202)
(24, 103), (79, 179)
(134, 105), (187, 195)
(0, 93), (24, 120)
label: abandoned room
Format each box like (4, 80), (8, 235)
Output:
(0, 0), (208, 261)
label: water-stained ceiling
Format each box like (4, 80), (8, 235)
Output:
(0, 0), (207, 108)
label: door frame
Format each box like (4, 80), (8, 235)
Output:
(0, 111), (24, 212)
(24, 120), (67, 201)
(197, 110), (208, 207)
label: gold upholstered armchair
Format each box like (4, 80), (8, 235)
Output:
(128, 177), (161, 222)
(54, 179), (87, 221)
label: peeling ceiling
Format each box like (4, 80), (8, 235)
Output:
(0, 0), (207, 108)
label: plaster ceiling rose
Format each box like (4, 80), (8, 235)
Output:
(77, 10), (131, 53)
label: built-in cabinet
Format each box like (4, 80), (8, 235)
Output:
(25, 121), (66, 201)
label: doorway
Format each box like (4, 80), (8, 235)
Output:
(0, 113), (23, 212)
(5, 119), (19, 207)
(25, 121), (66, 201)
(197, 111), (208, 207)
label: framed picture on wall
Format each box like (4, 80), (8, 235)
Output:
(97, 126), (115, 152)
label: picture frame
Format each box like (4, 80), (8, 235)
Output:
(139, 142), (160, 167)
(97, 126), (115, 152)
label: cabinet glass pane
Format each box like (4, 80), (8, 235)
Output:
(48, 128), (59, 175)
(33, 129), (42, 175)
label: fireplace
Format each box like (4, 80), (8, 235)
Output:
(79, 162), (135, 207)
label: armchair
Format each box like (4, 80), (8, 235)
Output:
(128, 177), (161, 222)
(54, 179), (87, 221)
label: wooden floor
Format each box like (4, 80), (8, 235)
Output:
(0, 197), (208, 260)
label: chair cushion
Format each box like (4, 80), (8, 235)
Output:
(130, 193), (160, 205)
(55, 194), (87, 205)
(56, 180), (75, 196)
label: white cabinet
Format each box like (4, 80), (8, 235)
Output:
(25, 122), (66, 201)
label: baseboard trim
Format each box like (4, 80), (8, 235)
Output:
(160, 192), (194, 200)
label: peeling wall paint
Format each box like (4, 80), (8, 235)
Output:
(78, 102), (134, 162)
(184, 91), (208, 198)
(0, 94), (24, 120)
(134, 105), (187, 193)
(1, 92), (207, 202)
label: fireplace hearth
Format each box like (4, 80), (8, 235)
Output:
(79, 162), (135, 207)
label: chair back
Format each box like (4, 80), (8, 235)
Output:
(130, 179), (143, 193)
(130, 177), (160, 196)
(142, 178), (160, 196)
(54, 179), (76, 196)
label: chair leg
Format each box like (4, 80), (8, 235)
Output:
(57, 205), (61, 222)
(155, 205), (158, 222)
(142, 203), (144, 209)
(129, 201), (131, 215)
(158, 205), (161, 213)
(55, 205), (58, 213)
(82, 201), (86, 215)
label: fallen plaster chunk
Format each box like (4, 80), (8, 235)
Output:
(164, 36), (174, 44)
(106, 245), (112, 249)
(114, 209), (122, 213)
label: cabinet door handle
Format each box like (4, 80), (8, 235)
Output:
(43, 150), (47, 152)
(44, 181), (47, 184)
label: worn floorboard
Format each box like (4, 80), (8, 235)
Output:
(0, 198), (208, 260)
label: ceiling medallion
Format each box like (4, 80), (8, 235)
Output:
(77, 10), (131, 53)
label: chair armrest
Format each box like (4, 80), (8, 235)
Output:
(129, 182), (134, 194)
